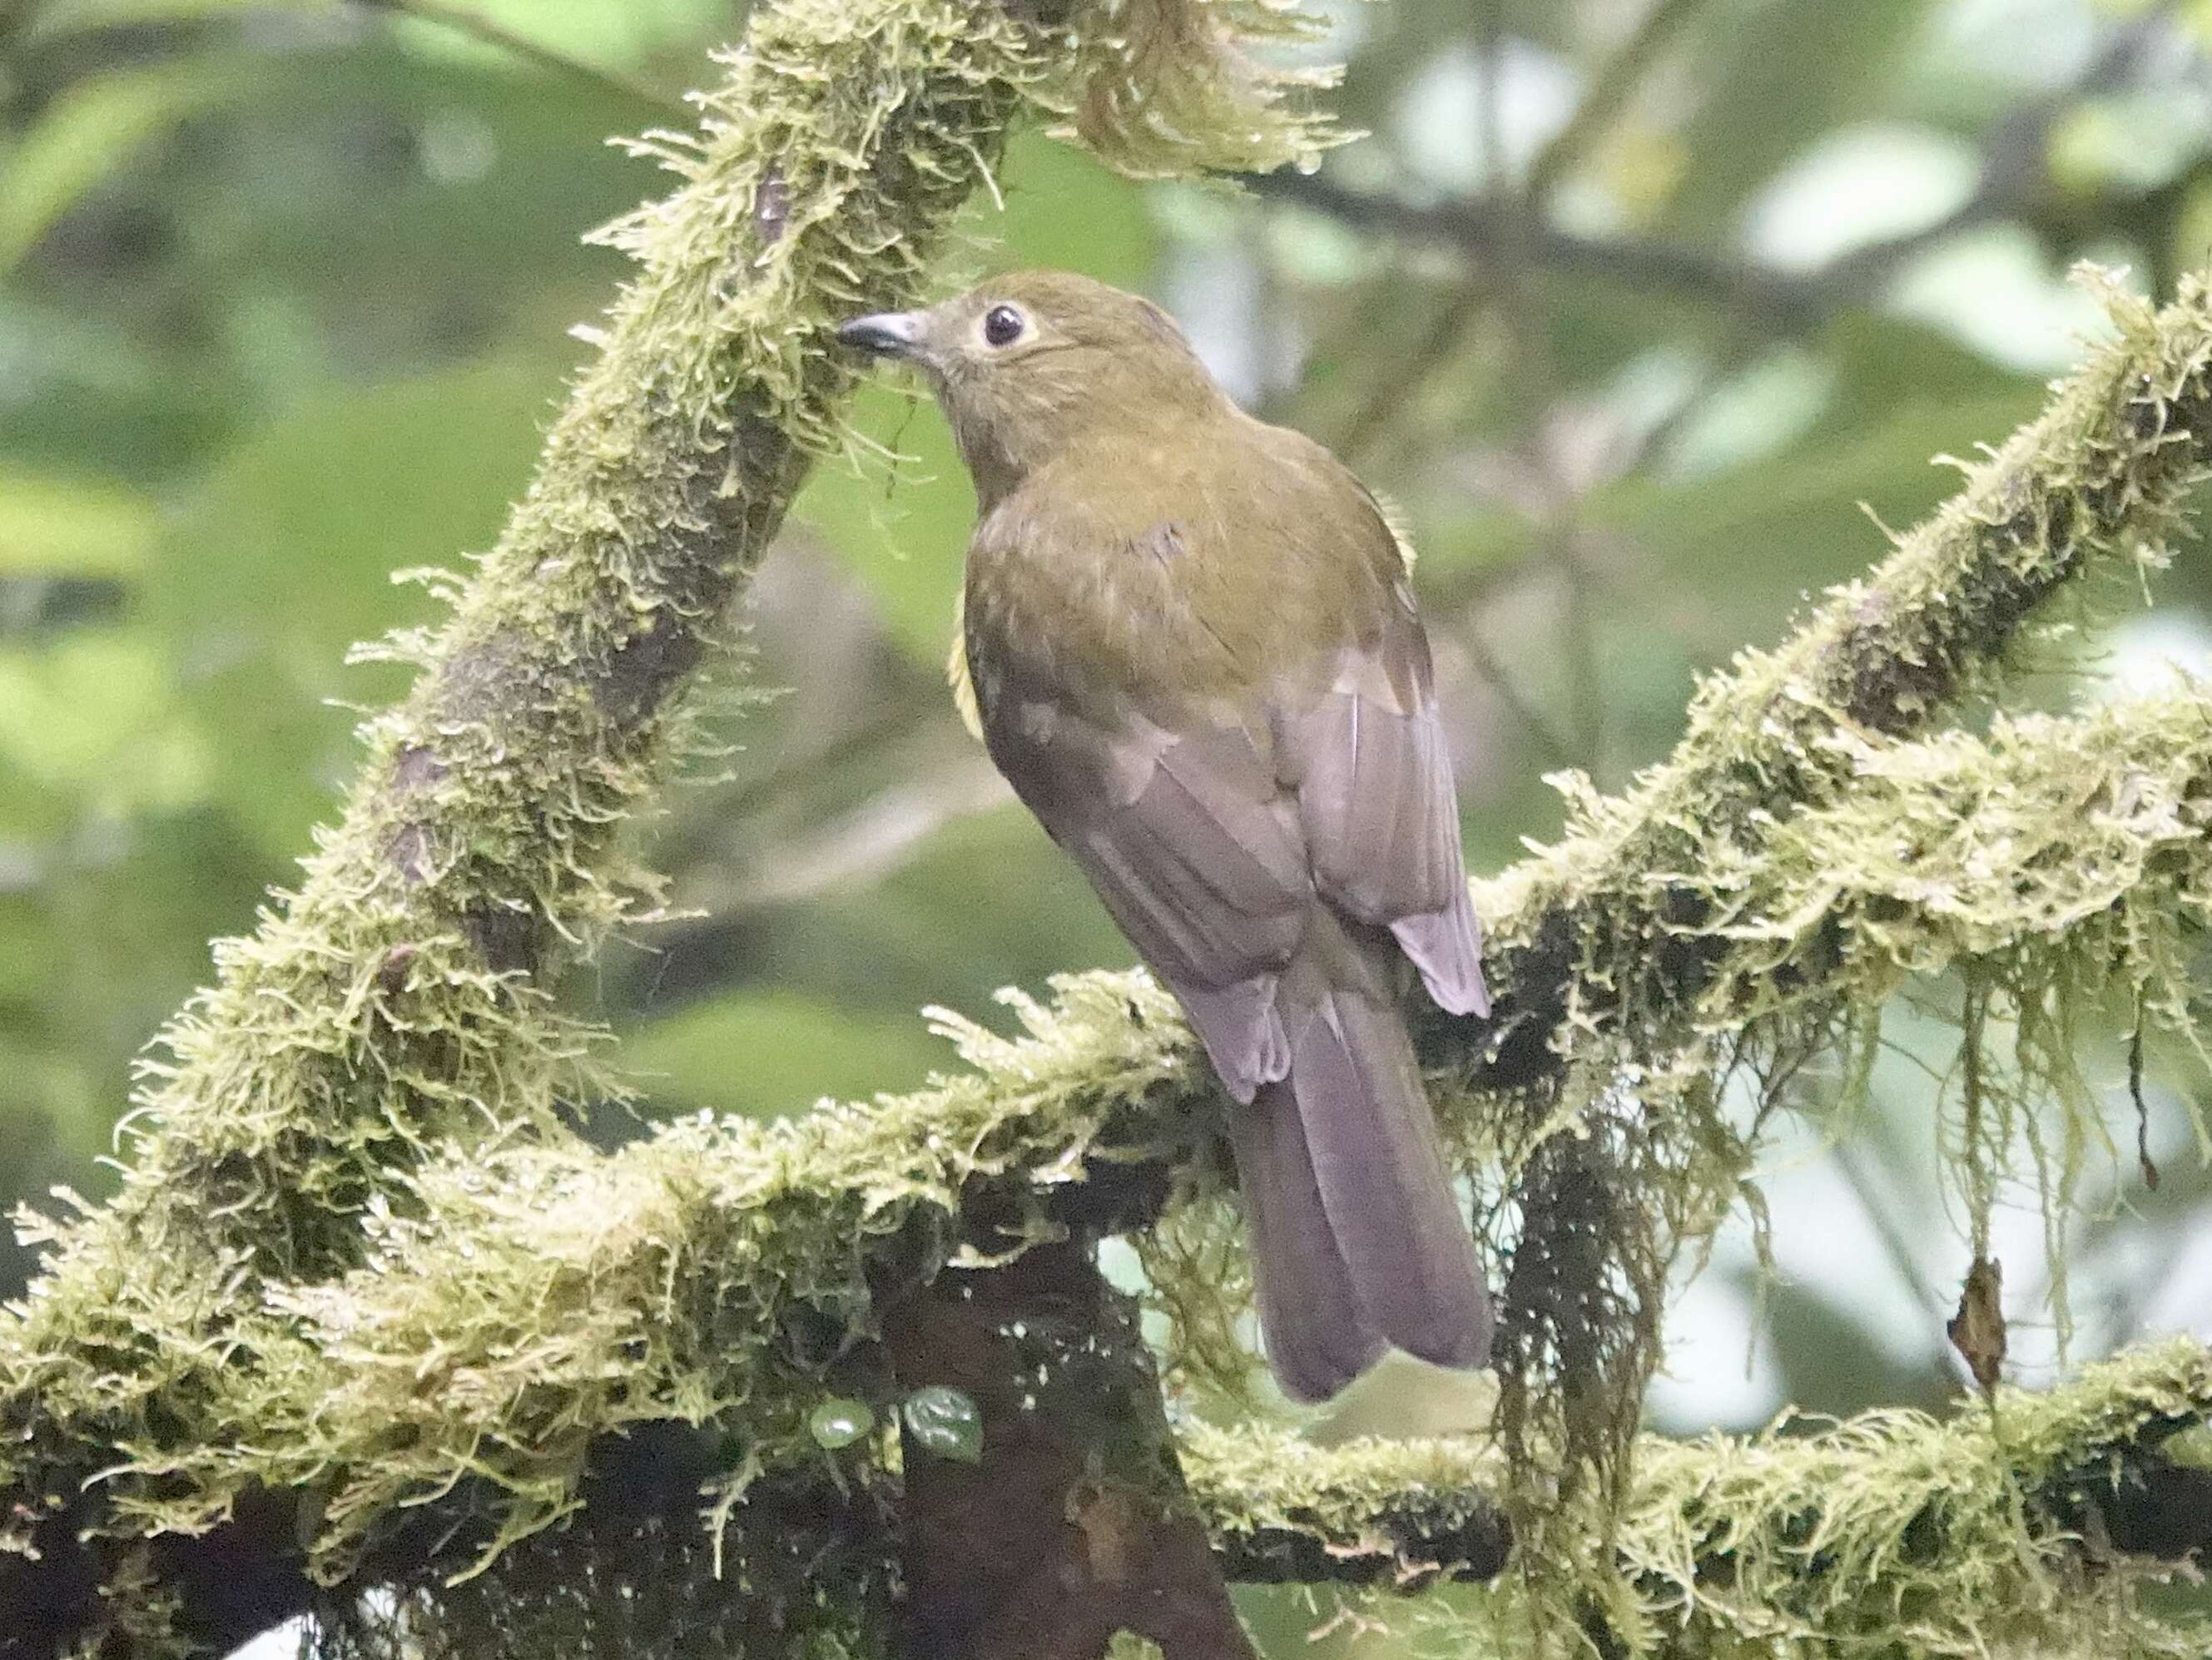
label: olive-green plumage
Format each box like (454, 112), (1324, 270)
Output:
(839, 270), (1491, 1401)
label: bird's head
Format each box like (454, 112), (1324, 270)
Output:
(836, 270), (1226, 504)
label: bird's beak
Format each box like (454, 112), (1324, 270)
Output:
(836, 310), (926, 360)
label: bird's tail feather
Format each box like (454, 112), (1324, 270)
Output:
(1228, 965), (1491, 1403)
(1227, 1087), (1386, 1404)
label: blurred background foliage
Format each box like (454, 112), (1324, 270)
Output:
(5, 0), (2212, 1648)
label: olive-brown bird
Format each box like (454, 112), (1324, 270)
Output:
(838, 270), (1490, 1402)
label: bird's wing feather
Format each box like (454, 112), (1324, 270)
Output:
(978, 684), (1310, 1102)
(1286, 546), (1489, 1017)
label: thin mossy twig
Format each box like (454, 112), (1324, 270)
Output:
(1191, 1337), (2212, 1659)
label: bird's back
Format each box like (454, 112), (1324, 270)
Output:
(962, 410), (1403, 722)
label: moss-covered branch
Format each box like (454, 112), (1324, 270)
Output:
(1465, 273), (2208, 1093)
(1188, 1339), (2212, 1657)
(2, 681), (2201, 1651)
(1450, 270), (2212, 1491)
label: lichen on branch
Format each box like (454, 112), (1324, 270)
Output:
(1473, 270), (2212, 1074)
(52, 680), (2212, 1652)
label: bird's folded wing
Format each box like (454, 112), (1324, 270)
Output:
(981, 697), (1310, 1103)
(1285, 593), (1488, 1017)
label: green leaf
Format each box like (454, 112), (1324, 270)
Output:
(794, 804), (1134, 1013)
(23, 0), (312, 36)
(0, 468), (156, 576)
(0, 294), (242, 482)
(374, 0), (726, 74)
(1595, 389), (2041, 636)
(807, 1398), (876, 1450)
(1818, 311), (2041, 424)
(143, 359), (560, 855)
(0, 627), (203, 828)
(1661, 0), (1928, 240)
(2165, 1420), (2212, 1472)
(1733, 1264), (1955, 1422)
(0, 64), (227, 270)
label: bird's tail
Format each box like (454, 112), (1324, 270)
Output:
(1226, 934), (1492, 1404)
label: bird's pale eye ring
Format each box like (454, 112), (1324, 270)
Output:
(981, 304), (1026, 348)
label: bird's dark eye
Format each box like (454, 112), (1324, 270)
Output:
(982, 305), (1024, 347)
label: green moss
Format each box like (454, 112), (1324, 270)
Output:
(1034, 0), (1354, 178)
(27, 740), (2212, 1639)
(211, 970), (1193, 1583)
(1183, 1416), (1507, 1550)
(1449, 269), (2212, 1501)
(1188, 1341), (2212, 1657)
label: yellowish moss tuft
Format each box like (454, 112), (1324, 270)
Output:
(1036, 0), (1355, 178)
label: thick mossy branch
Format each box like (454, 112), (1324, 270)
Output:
(29, 684), (2210, 1619)
(0, 0), (1342, 1652)
(10, 266), (2212, 1648)
(1190, 1339), (2212, 1658)
(101, 973), (1203, 1589)
(1466, 273), (2210, 1092)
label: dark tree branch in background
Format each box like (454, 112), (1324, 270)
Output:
(1522, 0), (1710, 206)
(682, 749), (1009, 915)
(1262, 2), (2193, 331)
(1820, 0), (2185, 295)
(1259, 166), (1830, 329)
